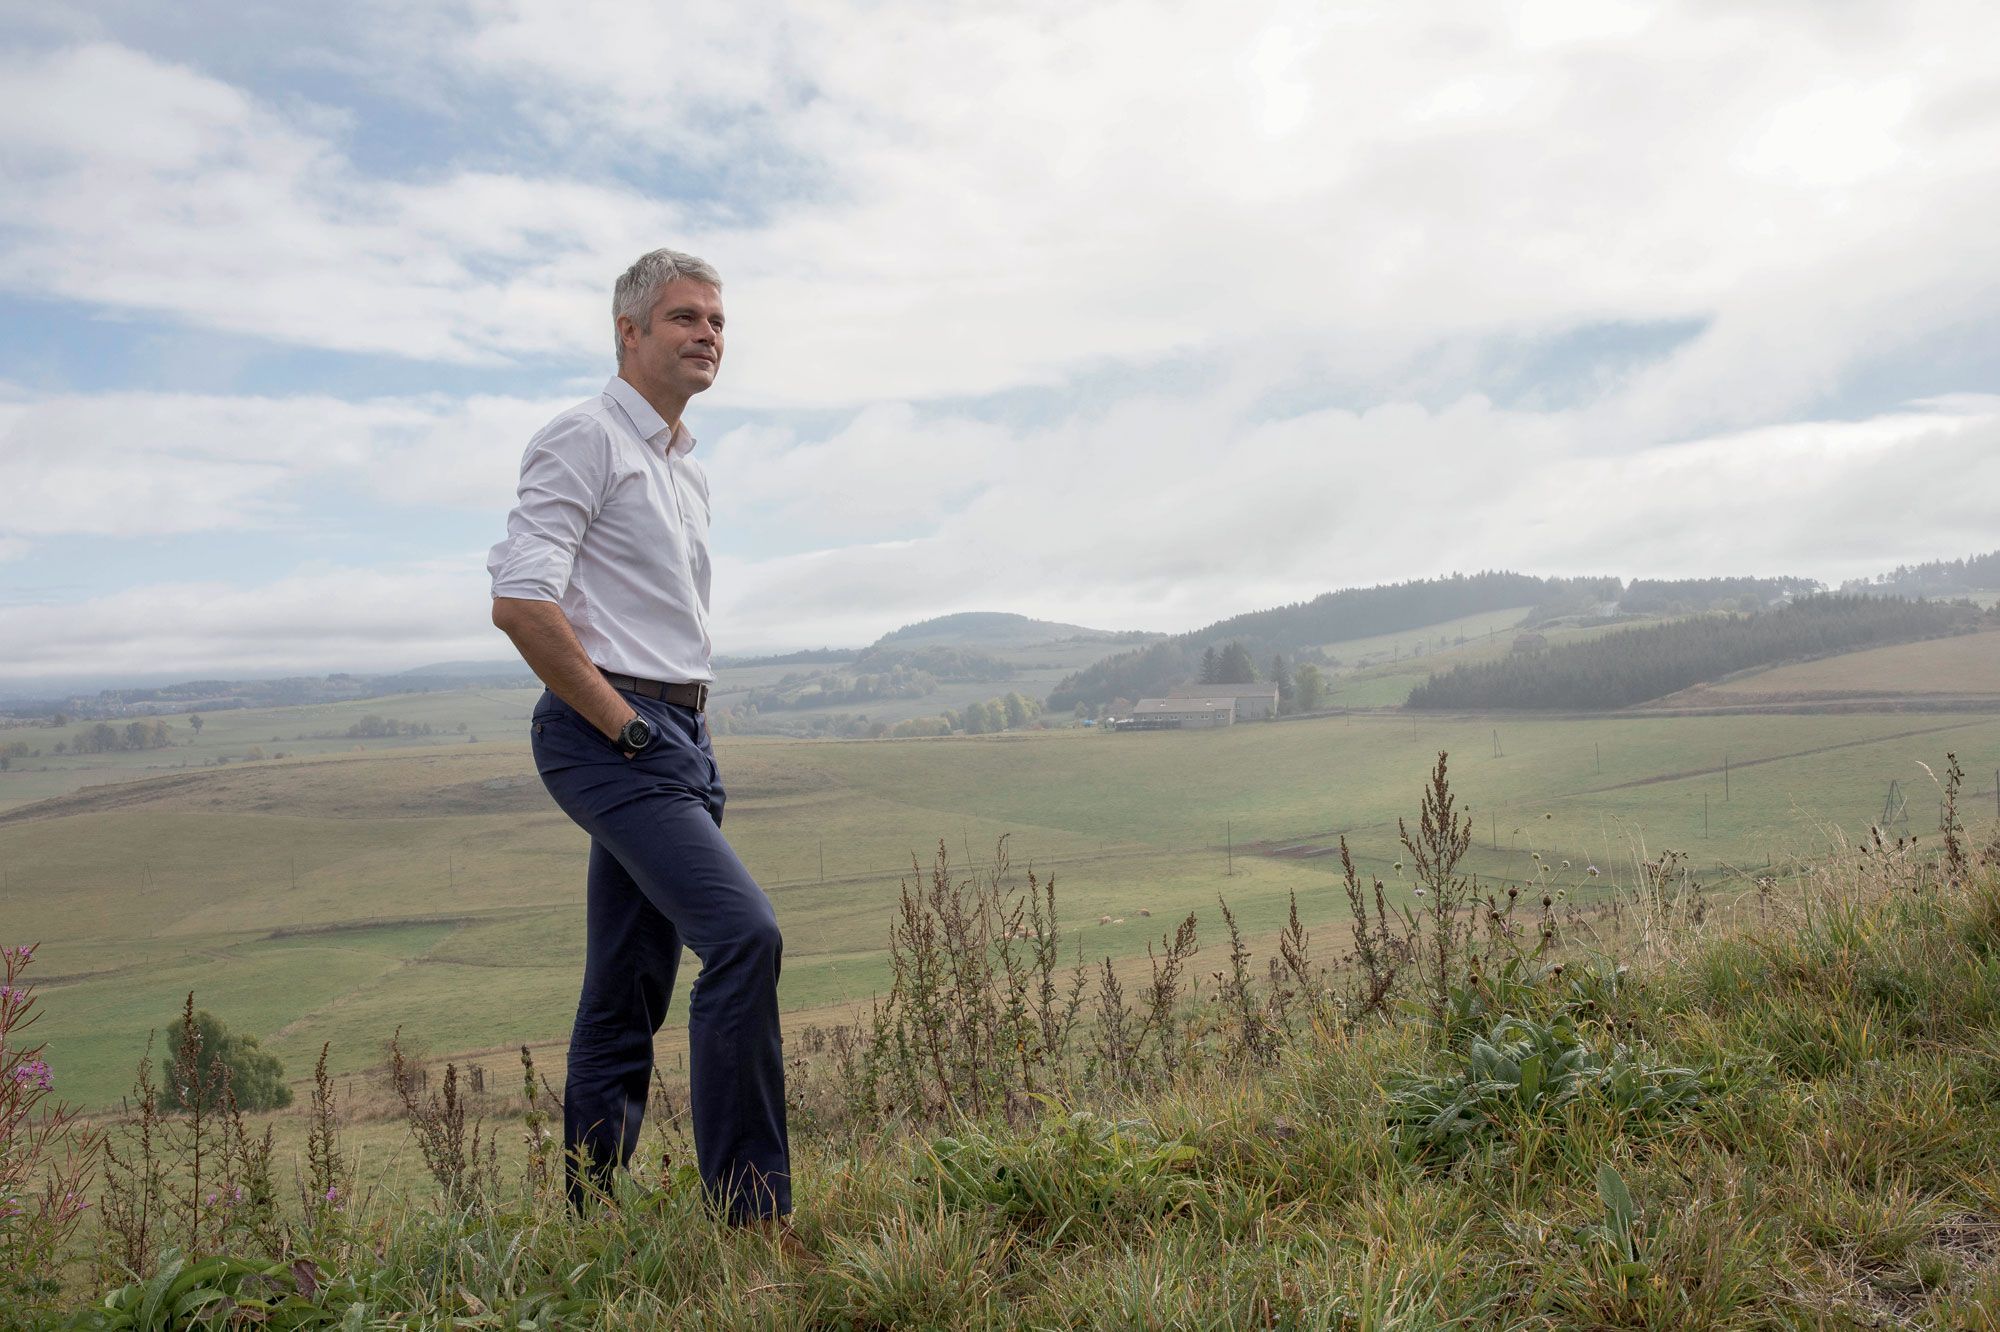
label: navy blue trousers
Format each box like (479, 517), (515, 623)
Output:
(530, 686), (790, 1221)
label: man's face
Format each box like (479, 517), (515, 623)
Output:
(620, 276), (725, 402)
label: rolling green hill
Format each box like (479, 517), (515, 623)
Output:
(4, 685), (1996, 1109)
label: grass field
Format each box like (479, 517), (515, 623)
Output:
(32, 803), (2000, 1326)
(1657, 627), (2000, 705)
(5, 682), (1998, 1110)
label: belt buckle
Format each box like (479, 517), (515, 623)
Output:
(693, 682), (709, 711)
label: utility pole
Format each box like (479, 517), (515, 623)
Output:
(819, 838), (825, 884)
(1595, 742), (1600, 775)
(1492, 729), (1501, 758)
(1724, 753), (1730, 802)
(1703, 792), (1709, 839)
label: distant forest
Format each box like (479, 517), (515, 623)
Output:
(1047, 572), (1611, 711)
(1841, 549), (2000, 599)
(1614, 575), (1820, 614)
(1405, 595), (1984, 711)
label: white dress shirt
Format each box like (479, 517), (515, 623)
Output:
(487, 375), (714, 684)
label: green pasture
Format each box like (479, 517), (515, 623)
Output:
(4, 690), (1997, 1109)
(1309, 605), (1532, 667)
(0, 687), (545, 811)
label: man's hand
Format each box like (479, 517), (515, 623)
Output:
(491, 597), (638, 742)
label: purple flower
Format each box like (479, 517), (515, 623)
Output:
(10, 1059), (51, 1090)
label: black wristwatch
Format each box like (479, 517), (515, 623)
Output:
(617, 715), (653, 753)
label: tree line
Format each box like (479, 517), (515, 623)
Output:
(1841, 549), (2000, 599)
(846, 644), (1015, 680)
(55, 720), (175, 755)
(1405, 595), (1985, 710)
(1614, 575), (1820, 615)
(889, 692), (1045, 738)
(1050, 571), (1600, 712)
(739, 665), (940, 713)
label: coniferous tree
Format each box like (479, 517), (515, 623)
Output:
(1199, 647), (1220, 684)
(1270, 655), (1293, 713)
(1217, 641), (1257, 684)
(1406, 596), (1979, 710)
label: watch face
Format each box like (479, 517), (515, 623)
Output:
(623, 718), (651, 750)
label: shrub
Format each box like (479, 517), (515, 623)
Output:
(157, 1011), (291, 1114)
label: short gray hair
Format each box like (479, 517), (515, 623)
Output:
(613, 248), (723, 364)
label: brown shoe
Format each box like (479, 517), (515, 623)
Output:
(743, 1216), (820, 1267)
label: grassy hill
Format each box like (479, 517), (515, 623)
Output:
(871, 611), (1133, 647)
(1407, 596), (1988, 711)
(4, 682), (1998, 1110)
(1653, 627), (2000, 710)
(16, 751), (2000, 1325)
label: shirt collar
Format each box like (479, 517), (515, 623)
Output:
(604, 375), (696, 456)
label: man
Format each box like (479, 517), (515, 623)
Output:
(487, 248), (796, 1238)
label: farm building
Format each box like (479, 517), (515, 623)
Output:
(1165, 683), (1280, 720)
(1124, 697), (1237, 730)
(1511, 632), (1547, 653)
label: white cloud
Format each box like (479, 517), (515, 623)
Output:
(3, 1), (1997, 426)
(0, 560), (502, 679)
(0, 43), (674, 367)
(707, 391), (2000, 651)
(2, 3), (1998, 678)
(0, 388), (573, 541)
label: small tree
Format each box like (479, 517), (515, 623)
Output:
(1270, 654), (1294, 713)
(1003, 692), (1030, 729)
(187, 713), (203, 736)
(158, 1011), (292, 1113)
(1294, 664), (1324, 712)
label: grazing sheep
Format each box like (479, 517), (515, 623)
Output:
(1139, 908), (1152, 918)
(1098, 914), (1112, 925)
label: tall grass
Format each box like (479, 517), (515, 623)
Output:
(27, 750), (2000, 1328)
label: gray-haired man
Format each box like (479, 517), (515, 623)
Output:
(488, 249), (797, 1241)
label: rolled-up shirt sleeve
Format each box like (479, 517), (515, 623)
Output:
(486, 421), (607, 602)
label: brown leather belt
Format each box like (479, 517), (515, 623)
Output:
(600, 669), (710, 712)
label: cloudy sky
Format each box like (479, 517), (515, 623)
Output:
(2, 0), (1997, 685)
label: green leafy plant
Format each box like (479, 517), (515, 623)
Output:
(76, 1251), (329, 1331)
(928, 1110), (1204, 1234)
(1385, 1012), (1706, 1162)
(1577, 1163), (1652, 1291)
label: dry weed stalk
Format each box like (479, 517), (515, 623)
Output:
(389, 1028), (498, 1210)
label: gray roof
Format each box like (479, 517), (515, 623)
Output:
(1133, 696), (1235, 715)
(1166, 684), (1278, 700)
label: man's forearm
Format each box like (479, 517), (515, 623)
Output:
(492, 597), (636, 740)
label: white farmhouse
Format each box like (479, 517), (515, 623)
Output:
(1125, 697), (1237, 730)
